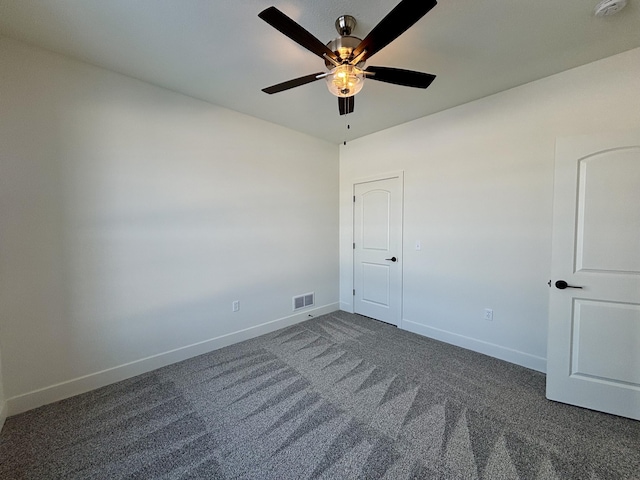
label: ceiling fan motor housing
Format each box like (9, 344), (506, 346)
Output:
(324, 35), (365, 68)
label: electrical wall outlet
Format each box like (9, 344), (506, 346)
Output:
(232, 300), (240, 312)
(483, 308), (493, 321)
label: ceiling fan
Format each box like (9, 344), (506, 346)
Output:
(259, 0), (438, 115)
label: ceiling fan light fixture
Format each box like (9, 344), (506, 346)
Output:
(326, 64), (365, 97)
(258, 1), (439, 114)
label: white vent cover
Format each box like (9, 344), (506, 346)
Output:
(293, 292), (315, 310)
(594, 0), (627, 17)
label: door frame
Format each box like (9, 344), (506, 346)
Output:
(351, 171), (404, 327)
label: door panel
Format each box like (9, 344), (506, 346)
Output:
(362, 190), (390, 250)
(547, 131), (640, 420)
(576, 149), (640, 273)
(354, 177), (402, 326)
(571, 299), (640, 385)
(362, 263), (390, 306)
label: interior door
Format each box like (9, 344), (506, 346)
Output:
(546, 130), (640, 420)
(353, 176), (402, 326)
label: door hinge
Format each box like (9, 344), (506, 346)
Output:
(353, 242), (355, 249)
(353, 289), (355, 296)
(353, 195), (356, 203)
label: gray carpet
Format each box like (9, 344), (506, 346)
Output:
(1, 311), (639, 479)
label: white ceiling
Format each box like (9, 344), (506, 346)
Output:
(1, 0), (638, 144)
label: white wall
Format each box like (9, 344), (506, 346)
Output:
(340, 48), (640, 372)
(0, 37), (339, 415)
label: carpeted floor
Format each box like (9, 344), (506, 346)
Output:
(1, 311), (639, 479)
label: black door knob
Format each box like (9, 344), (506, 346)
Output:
(555, 280), (583, 290)
(385, 256), (397, 262)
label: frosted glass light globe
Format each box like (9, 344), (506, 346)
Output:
(326, 64), (365, 98)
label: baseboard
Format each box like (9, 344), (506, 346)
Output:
(0, 400), (7, 433)
(6, 303), (339, 416)
(401, 319), (547, 373)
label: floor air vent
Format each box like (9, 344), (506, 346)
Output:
(293, 292), (314, 311)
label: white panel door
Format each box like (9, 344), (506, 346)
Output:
(547, 130), (640, 420)
(353, 177), (402, 326)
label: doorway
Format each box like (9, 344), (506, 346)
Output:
(353, 175), (403, 326)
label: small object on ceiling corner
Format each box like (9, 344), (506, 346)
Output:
(594, 0), (627, 17)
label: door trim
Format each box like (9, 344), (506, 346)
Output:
(352, 171), (404, 327)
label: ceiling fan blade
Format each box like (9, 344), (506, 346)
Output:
(351, 0), (437, 62)
(259, 7), (339, 62)
(338, 96), (355, 115)
(262, 72), (325, 94)
(365, 66), (436, 88)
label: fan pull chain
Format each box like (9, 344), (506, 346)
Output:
(343, 113), (347, 145)
(343, 115), (350, 145)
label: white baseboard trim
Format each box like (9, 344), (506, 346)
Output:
(401, 319), (547, 373)
(0, 400), (7, 433)
(6, 303), (339, 417)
